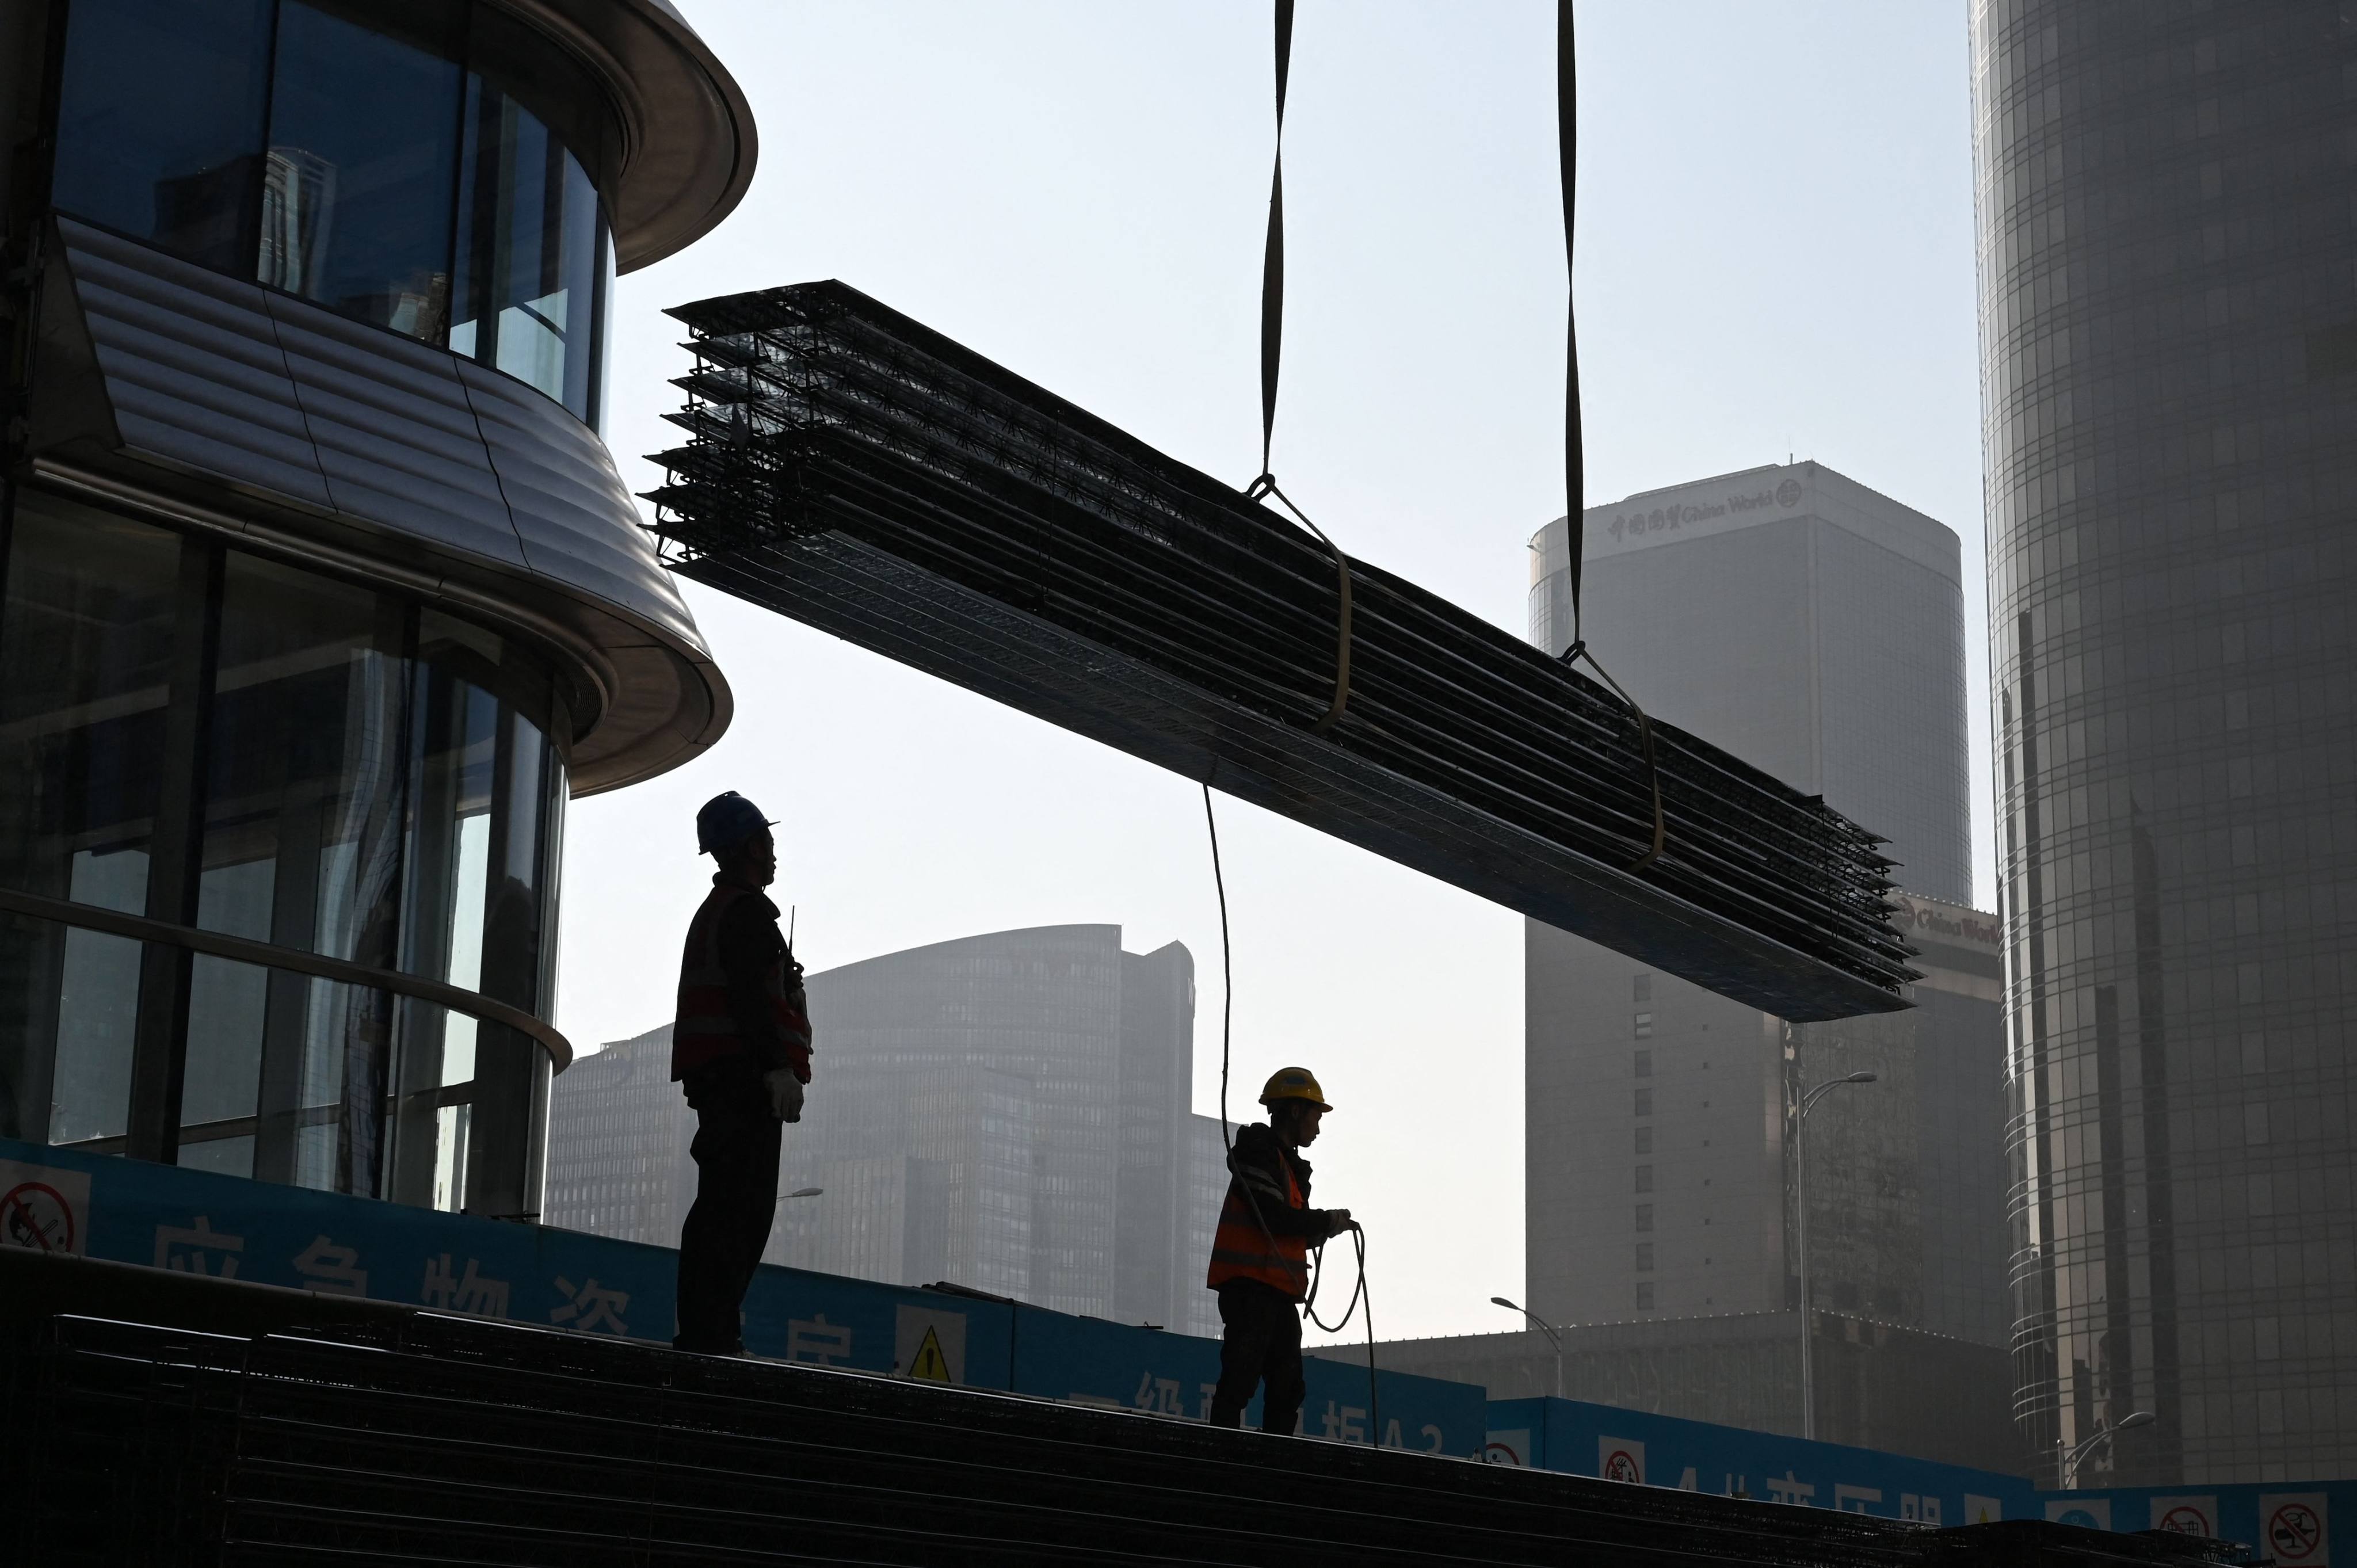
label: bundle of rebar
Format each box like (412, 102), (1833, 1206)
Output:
(645, 282), (1914, 1020)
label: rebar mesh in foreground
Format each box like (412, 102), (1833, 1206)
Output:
(646, 281), (1916, 1021)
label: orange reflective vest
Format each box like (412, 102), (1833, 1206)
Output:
(1206, 1142), (1310, 1301)
(670, 882), (813, 1081)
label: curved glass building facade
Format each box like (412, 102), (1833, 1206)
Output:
(0, 0), (751, 1218)
(1973, 0), (2357, 1485)
(0, 489), (568, 1206)
(51, 0), (615, 422)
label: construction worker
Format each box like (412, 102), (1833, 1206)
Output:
(671, 791), (813, 1355)
(1206, 1067), (1354, 1433)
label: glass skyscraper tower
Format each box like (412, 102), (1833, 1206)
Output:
(1974, 0), (2357, 1486)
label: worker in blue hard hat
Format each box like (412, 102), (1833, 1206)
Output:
(1205, 1067), (1354, 1434)
(670, 790), (813, 1355)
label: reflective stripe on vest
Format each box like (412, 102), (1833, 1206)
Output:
(1206, 1144), (1310, 1300)
(671, 884), (811, 1079)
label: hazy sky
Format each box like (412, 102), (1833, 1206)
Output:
(562, 1), (1984, 1344)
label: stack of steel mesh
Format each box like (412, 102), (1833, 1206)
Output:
(646, 281), (1914, 1020)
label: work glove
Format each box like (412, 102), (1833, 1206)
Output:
(1327, 1208), (1356, 1237)
(765, 1067), (805, 1123)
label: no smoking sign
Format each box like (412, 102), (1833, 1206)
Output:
(0, 1159), (90, 1257)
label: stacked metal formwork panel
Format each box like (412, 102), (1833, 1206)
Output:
(645, 282), (1914, 1021)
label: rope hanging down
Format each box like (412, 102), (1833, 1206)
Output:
(1553, 0), (1666, 874)
(1247, 0), (1353, 737)
(1205, 780), (1378, 1438)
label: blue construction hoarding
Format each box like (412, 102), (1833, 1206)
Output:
(7, 1130), (2350, 1546)
(2047, 1481), (2352, 1564)
(1488, 1394), (2347, 1561)
(0, 1136), (1482, 1453)
(1483, 1395), (2031, 1527)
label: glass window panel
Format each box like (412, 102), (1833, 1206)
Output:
(200, 551), (410, 1187)
(0, 494), (183, 1146)
(203, 552), (409, 959)
(179, 868), (273, 1129)
(178, 1134), (256, 1178)
(439, 811), (490, 1089)
(0, 494), (182, 902)
(391, 617), (499, 1210)
(46, 918), (142, 1145)
(462, 3), (623, 200)
(260, 1), (463, 341)
(433, 1101), (472, 1212)
(452, 78), (608, 418)
(49, 0), (273, 271)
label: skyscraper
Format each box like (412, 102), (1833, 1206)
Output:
(1972, 0), (2357, 1487)
(540, 1026), (692, 1249)
(1529, 462), (1970, 901)
(1524, 463), (2001, 1395)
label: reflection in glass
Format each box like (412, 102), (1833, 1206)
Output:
(0, 495), (184, 1145)
(49, 0), (616, 418)
(193, 553), (410, 1186)
(47, 914), (141, 1143)
(387, 612), (562, 1213)
(452, 78), (608, 420)
(260, 1), (463, 341)
(0, 484), (567, 1207)
(49, 0), (274, 271)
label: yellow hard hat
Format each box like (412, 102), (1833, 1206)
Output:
(1258, 1067), (1332, 1112)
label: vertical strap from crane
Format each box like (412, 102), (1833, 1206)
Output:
(1555, 0), (1666, 874)
(1246, 0), (1352, 737)
(1259, 0), (1292, 481)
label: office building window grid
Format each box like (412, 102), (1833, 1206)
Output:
(1975, 0), (2357, 1485)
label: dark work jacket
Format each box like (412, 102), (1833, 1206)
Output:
(672, 878), (811, 1087)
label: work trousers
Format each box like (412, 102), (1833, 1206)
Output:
(1208, 1279), (1306, 1434)
(674, 1062), (781, 1353)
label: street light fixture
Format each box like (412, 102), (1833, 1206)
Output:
(1795, 1070), (1877, 1441)
(776, 1187), (825, 1204)
(2061, 1410), (2154, 1489)
(1491, 1295), (1564, 1400)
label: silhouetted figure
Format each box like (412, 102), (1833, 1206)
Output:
(671, 791), (811, 1355)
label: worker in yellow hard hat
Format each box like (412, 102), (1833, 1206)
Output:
(1204, 1066), (1355, 1433)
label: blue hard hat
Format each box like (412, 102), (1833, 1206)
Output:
(696, 791), (776, 856)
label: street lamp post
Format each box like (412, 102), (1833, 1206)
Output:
(1794, 1070), (1877, 1441)
(2061, 1410), (2154, 1489)
(1491, 1296), (1564, 1400)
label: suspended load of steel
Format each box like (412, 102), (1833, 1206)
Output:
(644, 282), (1914, 1020)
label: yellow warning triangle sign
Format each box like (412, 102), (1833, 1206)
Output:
(907, 1325), (952, 1383)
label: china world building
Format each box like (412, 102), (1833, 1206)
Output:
(1516, 463), (2012, 1461)
(1974, 0), (2357, 1486)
